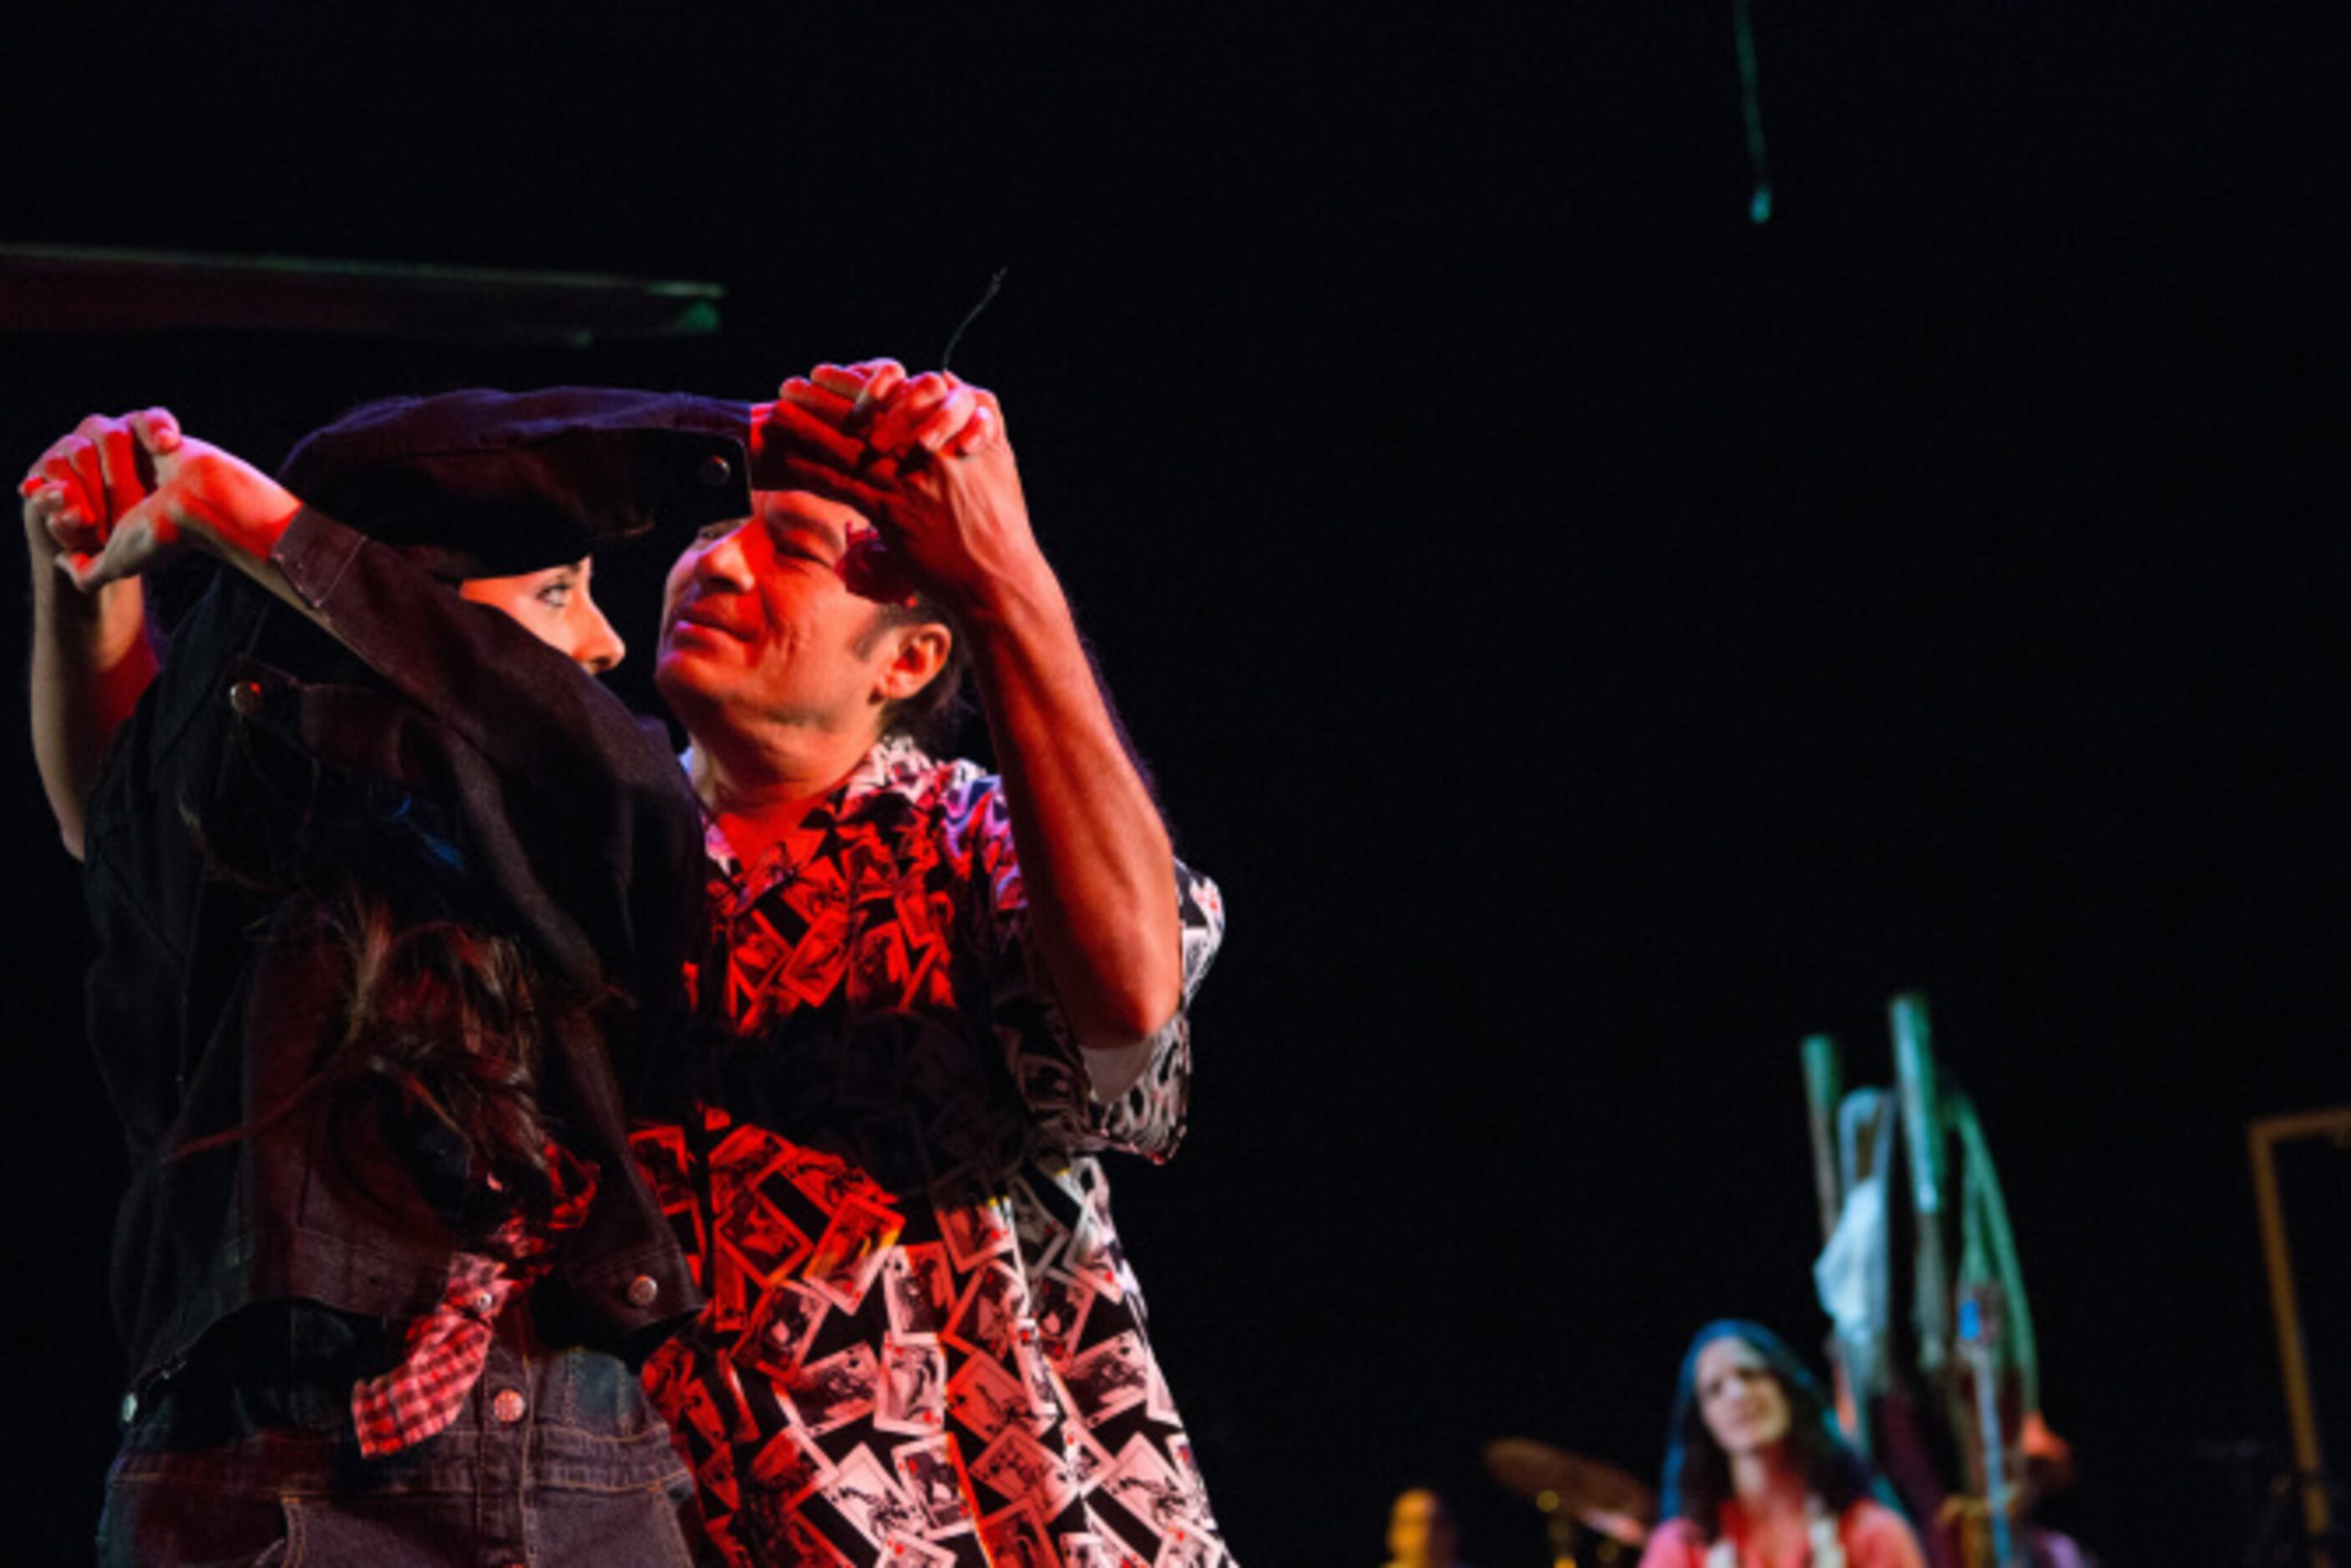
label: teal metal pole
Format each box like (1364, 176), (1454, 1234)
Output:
(1888, 993), (1949, 1371)
(1802, 1034), (1846, 1245)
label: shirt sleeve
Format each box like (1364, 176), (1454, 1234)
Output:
(1635, 1520), (1708, 1568)
(1844, 1502), (1929, 1568)
(954, 768), (1224, 1162)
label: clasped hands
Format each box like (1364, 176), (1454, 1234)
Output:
(20, 409), (299, 592)
(753, 361), (1042, 616)
(23, 358), (1035, 611)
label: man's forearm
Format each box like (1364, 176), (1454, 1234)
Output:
(763, 366), (1193, 1083)
(29, 564), (153, 858)
(965, 562), (1183, 1070)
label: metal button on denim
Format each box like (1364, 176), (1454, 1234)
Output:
(227, 680), (264, 716)
(491, 1388), (526, 1424)
(626, 1275), (658, 1307)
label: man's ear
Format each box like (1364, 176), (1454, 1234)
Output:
(876, 621), (952, 702)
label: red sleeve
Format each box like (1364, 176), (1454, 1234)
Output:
(1638, 1520), (1709, 1568)
(1843, 1500), (1928, 1568)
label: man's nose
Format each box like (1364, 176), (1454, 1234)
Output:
(692, 524), (756, 587)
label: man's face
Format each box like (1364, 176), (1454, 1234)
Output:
(654, 490), (904, 739)
(457, 557), (626, 673)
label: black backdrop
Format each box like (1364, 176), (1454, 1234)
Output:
(3, 6), (2345, 1563)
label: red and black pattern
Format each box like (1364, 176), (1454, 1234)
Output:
(352, 1146), (600, 1458)
(634, 737), (1229, 1568)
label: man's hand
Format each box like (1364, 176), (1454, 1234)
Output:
(22, 411), (301, 590)
(752, 362), (1036, 617)
(756, 357), (996, 466)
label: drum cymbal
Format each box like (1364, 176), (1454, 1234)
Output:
(1483, 1438), (1656, 1546)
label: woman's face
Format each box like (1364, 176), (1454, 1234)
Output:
(458, 557), (626, 673)
(1695, 1336), (1791, 1458)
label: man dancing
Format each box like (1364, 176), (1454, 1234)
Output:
(632, 362), (1232, 1565)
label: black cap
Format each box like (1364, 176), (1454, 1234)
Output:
(277, 387), (752, 579)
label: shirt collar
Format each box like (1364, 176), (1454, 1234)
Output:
(682, 732), (937, 878)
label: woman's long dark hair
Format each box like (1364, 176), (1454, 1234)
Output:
(1658, 1320), (1875, 1538)
(175, 873), (578, 1225)
(314, 887), (562, 1196)
(162, 576), (586, 1228)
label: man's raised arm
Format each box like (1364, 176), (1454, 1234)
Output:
(761, 367), (1185, 1093)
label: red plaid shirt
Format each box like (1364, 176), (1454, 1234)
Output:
(352, 1147), (598, 1458)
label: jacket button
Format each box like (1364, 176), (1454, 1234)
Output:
(491, 1388), (527, 1424)
(695, 453), (732, 488)
(226, 680), (264, 716)
(626, 1275), (659, 1308)
(119, 1392), (138, 1424)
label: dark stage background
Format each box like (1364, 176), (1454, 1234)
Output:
(3, 6), (2346, 1563)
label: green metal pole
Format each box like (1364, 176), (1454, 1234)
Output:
(1888, 993), (1949, 1372)
(1802, 1034), (1846, 1245)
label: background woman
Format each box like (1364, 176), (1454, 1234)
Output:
(1640, 1320), (1926, 1568)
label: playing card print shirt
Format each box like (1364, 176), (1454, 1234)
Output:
(633, 736), (1232, 1568)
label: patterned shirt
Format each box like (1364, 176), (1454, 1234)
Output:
(632, 736), (1231, 1568)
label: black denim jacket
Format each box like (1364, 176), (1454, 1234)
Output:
(80, 400), (745, 1391)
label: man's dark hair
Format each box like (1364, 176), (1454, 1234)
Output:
(859, 594), (972, 753)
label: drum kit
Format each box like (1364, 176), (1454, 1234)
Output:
(1482, 1438), (1657, 1568)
